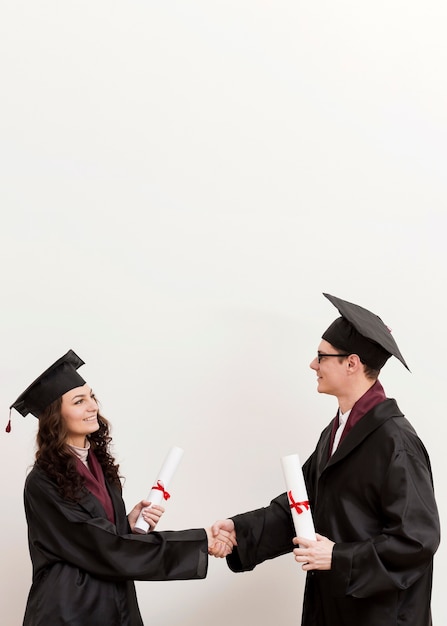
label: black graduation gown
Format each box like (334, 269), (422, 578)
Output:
(227, 399), (440, 626)
(23, 466), (208, 626)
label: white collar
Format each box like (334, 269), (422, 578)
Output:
(338, 408), (351, 426)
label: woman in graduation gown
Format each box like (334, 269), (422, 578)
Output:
(10, 350), (234, 626)
(212, 294), (440, 626)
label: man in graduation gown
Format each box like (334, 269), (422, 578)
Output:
(212, 293), (440, 626)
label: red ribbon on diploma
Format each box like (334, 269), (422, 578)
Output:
(288, 490), (309, 515)
(152, 480), (171, 501)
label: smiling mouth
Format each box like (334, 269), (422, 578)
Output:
(84, 416), (98, 422)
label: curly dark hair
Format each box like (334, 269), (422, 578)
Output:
(35, 396), (122, 501)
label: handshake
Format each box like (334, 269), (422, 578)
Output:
(206, 519), (237, 558)
(135, 503), (237, 558)
(132, 501), (236, 557)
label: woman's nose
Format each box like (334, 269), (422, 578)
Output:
(88, 397), (98, 410)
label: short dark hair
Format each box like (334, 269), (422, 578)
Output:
(362, 363), (380, 381)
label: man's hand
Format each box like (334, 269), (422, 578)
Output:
(207, 519), (238, 557)
(293, 533), (334, 570)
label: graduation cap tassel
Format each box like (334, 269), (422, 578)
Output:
(5, 408), (12, 433)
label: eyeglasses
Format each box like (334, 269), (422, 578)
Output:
(317, 352), (350, 363)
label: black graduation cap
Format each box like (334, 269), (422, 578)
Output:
(9, 349), (86, 420)
(322, 293), (409, 371)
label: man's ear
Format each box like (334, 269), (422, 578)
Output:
(346, 354), (361, 371)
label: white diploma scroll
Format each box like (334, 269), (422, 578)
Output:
(133, 446), (184, 535)
(281, 453), (316, 542)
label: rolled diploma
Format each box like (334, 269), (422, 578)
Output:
(133, 446), (184, 535)
(281, 453), (316, 542)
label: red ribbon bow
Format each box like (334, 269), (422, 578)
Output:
(288, 490), (309, 515)
(152, 480), (171, 501)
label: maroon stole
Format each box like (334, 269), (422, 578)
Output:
(328, 380), (387, 457)
(75, 451), (116, 524)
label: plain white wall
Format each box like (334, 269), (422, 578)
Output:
(1, 1), (446, 624)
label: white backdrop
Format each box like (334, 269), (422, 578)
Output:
(1, 1), (446, 624)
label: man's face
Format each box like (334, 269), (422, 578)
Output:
(310, 340), (349, 397)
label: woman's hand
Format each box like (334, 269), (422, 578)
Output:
(128, 500), (165, 533)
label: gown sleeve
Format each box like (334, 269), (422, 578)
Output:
(329, 444), (440, 598)
(25, 468), (208, 582)
(226, 492), (295, 572)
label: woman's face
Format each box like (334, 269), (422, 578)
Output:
(61, 384), (99, 447)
